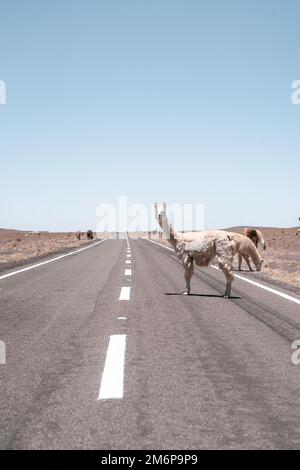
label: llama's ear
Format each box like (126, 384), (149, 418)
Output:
(163, 202), (167, 211)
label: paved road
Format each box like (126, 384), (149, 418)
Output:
(0, 237), (300, 449)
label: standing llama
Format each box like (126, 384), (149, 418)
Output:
(154, 203), (236, 298)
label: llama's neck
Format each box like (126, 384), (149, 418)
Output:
(169, 225), (182, 249)
(248, 242), (262, 265)
(158, 214), (181, 248)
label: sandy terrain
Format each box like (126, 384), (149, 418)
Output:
(0, 229), (107, 273)
(141, 227), (300, 295)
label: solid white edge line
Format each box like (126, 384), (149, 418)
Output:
(145, 238), (300, 305)
(119, 286), (131, 300)
(210, 265), (300, 305)
(98, 334), (127, 400)
(145, 237), (173, 251)
(0, 239), (109, 281)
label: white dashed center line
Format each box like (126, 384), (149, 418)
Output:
(119, 286), (131, 300)
(125, 269), (132, 276)
(98, 334), (127, 400)
(127, 254), (131, 258)
(126, 260), (131, 264)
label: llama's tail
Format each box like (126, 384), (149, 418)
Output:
(226, 234), (238, 255)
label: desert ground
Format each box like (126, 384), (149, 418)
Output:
(0, 229), (107, 273)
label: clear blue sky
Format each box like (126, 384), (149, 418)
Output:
(0, 0), (299, 231)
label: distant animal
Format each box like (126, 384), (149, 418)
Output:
(155, 203), (236, 298)
(87, 230), (94, 240)
(75, 231), (81, 240)
(243, 228), (266, 251)
(25, 231), (41, 238)
(226, 232), (264, 271)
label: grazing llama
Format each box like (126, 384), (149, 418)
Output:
(226, 232), (264, 271)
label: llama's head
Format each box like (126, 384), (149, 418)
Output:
(255, 258), (264, 271)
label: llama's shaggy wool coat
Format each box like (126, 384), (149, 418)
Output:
(176, 231), (235, 269)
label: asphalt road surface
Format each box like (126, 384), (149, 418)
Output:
(1, 237), (300, 450)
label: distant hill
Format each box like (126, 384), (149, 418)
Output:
(223, 226), (300, 232)
(0, 228), (29, 235)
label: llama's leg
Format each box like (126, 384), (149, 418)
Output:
(218, 259), (234, 298)
(238, 252), (243, 270)
(244, 255), (253, 271)
(215, 239), (234, 298)
(182, 254), (194, 295)
(223, 267), (233, 298)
